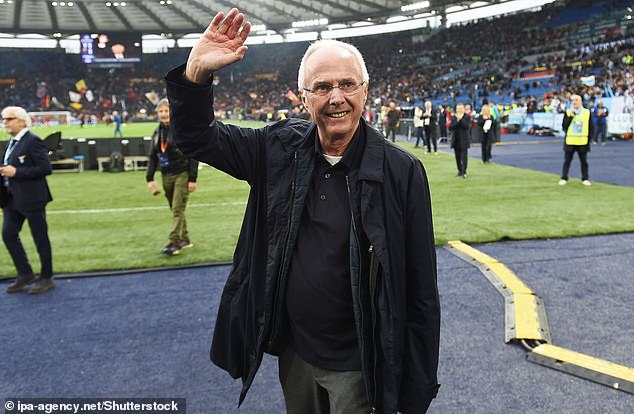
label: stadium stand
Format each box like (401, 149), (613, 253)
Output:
(0, 0), (632, 122)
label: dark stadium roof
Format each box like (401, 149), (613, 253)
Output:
(0, 0), (506, 36)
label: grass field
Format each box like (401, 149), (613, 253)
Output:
(16, 120), (266, 140)
(1, 142), (634, 277)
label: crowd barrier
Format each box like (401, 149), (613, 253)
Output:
(508, 96), (634, 136)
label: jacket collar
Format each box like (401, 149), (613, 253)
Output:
(357, 118), (384, 183)
(12, 128), (29, 142)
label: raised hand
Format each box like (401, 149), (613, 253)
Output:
(185, 8), (251, 84)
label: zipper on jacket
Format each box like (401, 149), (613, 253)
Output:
(346, 175), (377, 413)
(368, 243), (379, 413)
(268, 151), (298, 349)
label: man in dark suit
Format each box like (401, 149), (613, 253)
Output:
(449, 103), (471, 178)
(1, 106), (54, 294)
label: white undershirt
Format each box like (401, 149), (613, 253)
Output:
(322, 154), (342, 166)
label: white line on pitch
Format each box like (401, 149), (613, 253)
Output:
(47, 201), (247, 215)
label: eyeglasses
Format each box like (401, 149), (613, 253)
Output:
(303, 80), (366, 97)
(2, 117), (16, 122)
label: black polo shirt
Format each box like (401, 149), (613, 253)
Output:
(285, 126), (364, 371)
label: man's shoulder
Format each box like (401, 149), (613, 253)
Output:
(24, 131), (44, 142)
(266, 118), (313, 140)
(383, 139), (421, 166)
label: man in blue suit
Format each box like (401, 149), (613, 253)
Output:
(1, 106), (54, 294)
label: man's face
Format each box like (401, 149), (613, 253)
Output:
(572, 95), (582, 110)
(425, 102), (432, 111)
(2, 110), (25, 137)
(302, 46), (367, 142)
(456, 104), (464, 116)
(157, 105), (170, 124)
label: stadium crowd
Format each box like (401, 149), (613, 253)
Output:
(0, 0), (632, 123)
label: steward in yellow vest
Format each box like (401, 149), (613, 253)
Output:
(560, 94), (595, 185)
(564, 107), (591, 146)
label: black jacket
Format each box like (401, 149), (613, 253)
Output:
(475, 115), (497, 142)
(146, 123), (199, 182)
(0, 131), (52, 211)
(166, 65), (440, 414)
(449, 114), (471, 149)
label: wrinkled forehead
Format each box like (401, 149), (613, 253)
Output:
(304, 46), (362, 83)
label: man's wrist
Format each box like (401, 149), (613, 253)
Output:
(184, 61), (212, 85)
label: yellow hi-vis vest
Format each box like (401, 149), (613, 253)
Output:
(565, 107), (590, 145)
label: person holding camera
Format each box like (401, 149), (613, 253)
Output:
(146, 98), (199, 256)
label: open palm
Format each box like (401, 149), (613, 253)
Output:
(186, 8), (252, 83)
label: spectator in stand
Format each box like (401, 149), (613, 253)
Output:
(450, 103), (471, 178)
(593, 100), (609, 144)
(385, 101), (400, 142)
(413, 105), (425, 148)
(112, 111), (123, 138)
(476, 105), (496, 163)
(146, 99), (199, 256)
(559, 94), (594, 186)
(422, 101), (438, 154)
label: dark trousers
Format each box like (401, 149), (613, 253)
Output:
(424, 127), (437, 152)
(2, 201), (53, 278)
(279, 346), (370, 414)
(415, 127), (424, 147)
(594, 123), (607, 143)
(481, 136), (493, 162)
(454, 147), (469, 176)
(439, 123), (447, 138)
(561, 149), (589, 181)
(385, 125), (398, 142)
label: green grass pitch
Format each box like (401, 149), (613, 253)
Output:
(1, 132), (633, 276)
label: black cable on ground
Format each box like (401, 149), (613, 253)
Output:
(520, 339), (535, 351)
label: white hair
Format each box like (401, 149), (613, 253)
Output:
(1, 106), (31, 127)
(155, 98), (169, 112)
(297, 39), (369, 93)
